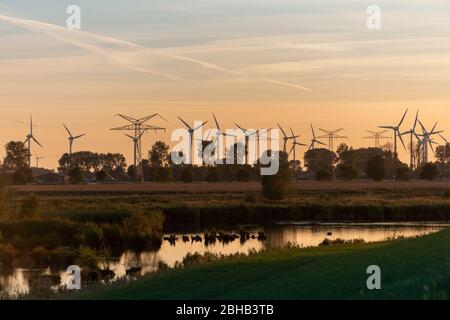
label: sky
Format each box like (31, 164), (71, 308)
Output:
(1, 0), (450, 169)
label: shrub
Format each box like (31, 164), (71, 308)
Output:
(206, 167), (221, 183)
(236, 169), (251, 182)
(336, 164), (358, 180)
(315, 169), (332, 181)
(180, 168), (193, 183)
(366, 155), (385, 181)
(69, 166), (84, 184)
(261, 152), (291, 200)
(19, 193), (40, 219)
(155, 167), (172, 182)
(76, 246), (100, 269)
(395, 166), (410, 181)
(12, 170), (28, 185)
(420, 163), (440, 180)
(95, 170), (108, 182)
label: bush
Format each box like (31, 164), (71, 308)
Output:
(366, 155), (385, 181)
(395, 166), (410, 181)
(12, 170), (28, 185)
(315, 169), (332, 181)
(76, 246), (100, 269)
(180, 168), (193, 183)
(155, 167), (172, 182)
(236, 169), (251, 182)
(420, 163), (440, 180)
(336, 164), (358, 180)
(206, 167), (221, 183)
(19, 193), (40, 219)
(95, 170), (108, 182)
(69, 166), (84, 184)
(261, 152), (291, 200)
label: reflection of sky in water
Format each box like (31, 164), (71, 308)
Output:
(1, 224), (447, 297)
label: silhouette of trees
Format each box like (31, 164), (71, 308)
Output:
(366, 155), (385, 181)
(261, 151), (291, 200)
(304, 148), (337, 173)
(149, 141), (170, 167)
(420, 163), (440, 180)
(58, 152), (126, 174)
(4, 141), (30, 170)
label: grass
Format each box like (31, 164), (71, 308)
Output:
(63, 227), (450, 300)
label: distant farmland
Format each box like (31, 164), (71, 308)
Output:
(12, 180), (450, 195)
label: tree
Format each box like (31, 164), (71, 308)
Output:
(95, 169), (108, 182)
(420, 163), (440, 180)
(155, 167), (172, 182)
(12, 170), (28, 185)
(436, 144), (450, 164)
(395, 165), (410, 181)
(180, 168), (194, 183)
(336, 164), (359, 180)
(127, 165), (137, 180)
(304, 148), (337, 173)
(261, 151), (291, 200)
(149, 141), (170, 167)
(4, 141), (30, 169)
(236, 168), (251, 182)
(69, 166), (84, 184)
(366, 155), (385, 181)
(315, 169), (332, 181)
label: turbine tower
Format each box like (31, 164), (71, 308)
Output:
(24, 115), (43, 167)
(63, 123), (86, 156)
(417, 120), (443, 163)
(111, 114), (166, 182)
(308, 124), (326, 150)
(379, 109), (408, 159)
(178, 117), (208, 165)
(317, 128), (347, 151)
(277, 123), (298, 153)
(212, 113), (235, 163)
(234, 123), (258, 165)
(289, 128), (307, 172)
(400, 110), (419, 169)
(363, 130), (391, 148)
(35, 153), (45, 168)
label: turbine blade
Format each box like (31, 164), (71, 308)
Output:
(194, 121), (208, 131)
(277, 123), (287, 138)
(124, 134), (135, 140)
(63, 123), (73, 137)
(397, 131), (406, 150)
(440, 134), (449, 144)
(398, 108), (408, 127)
(178, 117), (192, 130)
(413, 110), (419, 130)
(310, 124), (316, 138)
(73, 134), (86, 139)
(33, 137), (43, 148)
(430, 122), (438, 135)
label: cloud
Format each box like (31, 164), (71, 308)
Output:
(0, 13), (310, 91)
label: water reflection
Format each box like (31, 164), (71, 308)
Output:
(0, 223), (447, 297)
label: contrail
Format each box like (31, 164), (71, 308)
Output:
(0, 13), (310, 91)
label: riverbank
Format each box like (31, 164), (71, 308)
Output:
(62, 227), (450, 300)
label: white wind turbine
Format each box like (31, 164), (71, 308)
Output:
(212, 113), (235, 163)
(234, 123), (258, 165)
(289, 128), (308, 172)
(379, 109), (408, 159)
(35, 152), (45, 168)
(24, 115), (43, 167)
(400, 110), (419, 169)
(308, 124), (326, 150)
(63, 123), (86, 156)
(277, 123), (298, 153)
(124, 130), (146, 169)
(417, 120), (443, 163)
(178, 117), (208, 165)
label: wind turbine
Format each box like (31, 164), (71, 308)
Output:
(35, 153), (45, 168)
(124, 130), (146, 170)
(308, 124), (326, 150)
(178, 117), (208, 165)
(289, 128), (307, 172)
(212, 113), (234, 163)
(63, 123), (86, 156)
(417, 120), (443, 163)
(234, 123), (258, 165)
(317, 128), (347, 151)
(277, 123), (298, 153)
(379, 109), (408, 159)
(24, 115), (43, 167)
(400, 110), (419, 169)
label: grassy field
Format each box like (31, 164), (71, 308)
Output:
(13, 180), (450, 195)
(64, 227), (450, 300)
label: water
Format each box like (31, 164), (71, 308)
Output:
(0, 222), (448, 297)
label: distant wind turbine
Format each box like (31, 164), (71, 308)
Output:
(379, 109), (408, 159)
(178, 117), (208, 165)
(24, 115), (43, 167)
(63, 123), (86, 156)
(289, 128), (307, 172)
(308, 124), (326, 150)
